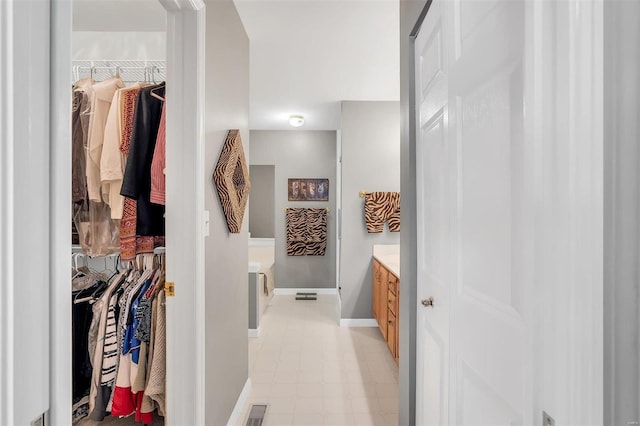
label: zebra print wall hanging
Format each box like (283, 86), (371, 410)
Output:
(286, 208), (328, 256)
(361, 191), (401, 233)
(213, 129), (251, 233)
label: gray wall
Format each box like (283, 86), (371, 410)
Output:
(604, 1), (640, 424)
(250, 130), (337, 289)
(339, 101), (400, 320)
(203, 2), (250, 425)
(400, 1), (426, 425)
(249, 165), (275, 238)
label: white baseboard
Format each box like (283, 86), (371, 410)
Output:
(248, 327), (261, 338)
(273, 288), (338, 295)
(340, 318), (378, 327)
(226, 378), (252, 426)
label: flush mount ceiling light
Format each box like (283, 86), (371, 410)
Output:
(289, 115), (305, 127)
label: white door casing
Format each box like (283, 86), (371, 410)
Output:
(48, 1), (208, 424)
(159, 1), (207, 425)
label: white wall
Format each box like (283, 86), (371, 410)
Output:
(250, 130), (337, 289)
(203, 1), (251, 424)
(604, 0), (640, 424)
(531, 3), (603, 423)
(340, 101), (400, 320)
(72, 31), (166, 60)
(249, 165), (275, 238)
(73, 0), (166, 32)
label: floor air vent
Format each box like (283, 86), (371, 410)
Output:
(245, 404), (267, 426)
(295, 292), (317, 300)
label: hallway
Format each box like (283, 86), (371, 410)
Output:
(236, 295), (399, 426)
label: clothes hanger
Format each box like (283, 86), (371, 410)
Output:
(150, 82), (165, 102)
(144, 253), (154, 270)
(71, 253), (81, 280)
(72, 253), (90, 280)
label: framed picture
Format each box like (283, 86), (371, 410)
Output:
(288, 178), (329, 201)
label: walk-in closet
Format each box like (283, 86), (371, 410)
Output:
(71, 3), (168, 424)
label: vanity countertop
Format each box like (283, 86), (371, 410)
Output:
(373, 244), (400, 278)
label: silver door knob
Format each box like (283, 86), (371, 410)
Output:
(421, 297), (434, 307)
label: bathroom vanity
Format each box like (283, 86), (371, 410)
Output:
(372, 245), (400, 364)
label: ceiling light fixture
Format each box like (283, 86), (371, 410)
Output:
(289, 114), (305, 127)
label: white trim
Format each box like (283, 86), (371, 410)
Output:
(49, 0), (73, 424)
(4, 1), (55, 424)
(249, 262), (261, 273)
(226, 378), (252, 426)
(158, 1), (207, 426)
(45, 0), (206, 425)
(340, 318), (378, 327)
(273, 288), (338, 295)
(248, 327), (261, 338)
(249, 237), (275, 247)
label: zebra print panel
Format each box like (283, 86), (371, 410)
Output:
(286, 208), (307, 256)
(286, 208), (328, 256)
(306, 208), (328, 256)
(363, 192), (400, 233)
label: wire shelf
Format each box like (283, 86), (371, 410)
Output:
(72, 59), (166, 84)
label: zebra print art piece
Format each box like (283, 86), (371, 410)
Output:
(286, 208), (328, 256)
(213, 129), (251, 233)
(363, 191), (400, 233)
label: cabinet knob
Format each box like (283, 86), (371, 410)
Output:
(388, 320), (393, 324)
(421, 297), (434, 307)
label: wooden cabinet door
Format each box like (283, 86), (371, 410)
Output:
(378, 266), (389, 339)
(372, 260), (380, 319)
(395, 283), (400, 364)
(387, 310), (396, 356)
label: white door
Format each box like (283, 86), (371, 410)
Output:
(415, 0), (529, 424)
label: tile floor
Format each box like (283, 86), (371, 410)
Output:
(236, 294), (399, 426)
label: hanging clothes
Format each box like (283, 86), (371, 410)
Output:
(120, 84), (166, 237)
(150, 103), (166, 206)
(72, 79), (94, 246)
(71, 70), (168, 424)
(86, 77), (125, 203)
(78, 256), (166, 424)
(101, 84), (140, 220)
(118, 86), (145, 262)
(72, 77), (123, 257)
(72, 79), (94, 204)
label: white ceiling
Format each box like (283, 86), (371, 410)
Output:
(72, 0), (400, 131)
(234, 0), (400, 130)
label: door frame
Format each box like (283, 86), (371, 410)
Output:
(48, 0), (207, 424)
(399, 1), (432, 424)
